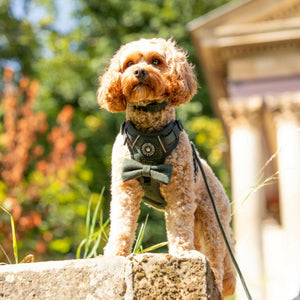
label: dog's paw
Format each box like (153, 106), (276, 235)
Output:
(103, 244), (128, 257)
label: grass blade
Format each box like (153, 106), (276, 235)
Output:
(86, 219), (110, 259)
(133, 214), (149, 254)
(10, 214), (18, 264)
(139, 241), (168, 254)
(76, 238), (87, 259)
(0, 244), (11, 264)
(231, 170), (279, 216)
(83, 195), (93, 258)
(89, 188), (105, 244)
(0, 204), (18, 264)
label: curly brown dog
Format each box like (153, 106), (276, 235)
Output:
(97, 38), (236, 298)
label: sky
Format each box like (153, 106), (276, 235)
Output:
(2, 0), (78, 70)
(11, 0), (77, 34)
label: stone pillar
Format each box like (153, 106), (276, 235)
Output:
(220, 97), (265, 300)
(265, 93), (300, 299)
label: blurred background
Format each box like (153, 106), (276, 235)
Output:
(0, 0), (231, 263)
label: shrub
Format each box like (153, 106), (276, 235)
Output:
(0, 68), (92, 262)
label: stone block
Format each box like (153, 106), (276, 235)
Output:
(129, 253), (221, 300)
(0, 253), (221, 300)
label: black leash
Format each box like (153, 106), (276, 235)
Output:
(191, 143), (252, 300)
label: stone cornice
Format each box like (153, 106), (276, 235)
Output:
(217, 36), (300, 63)
(254, 0), (300, 22)
(219, 97), (264, 130)
(265, 92), (300, 124)
(189, 0), (300, 123)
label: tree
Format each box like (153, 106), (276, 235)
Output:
(0, 0), (43, 75)
(1, 0), (232, 261)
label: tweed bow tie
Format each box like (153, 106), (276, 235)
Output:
(121, 158), (173, 185)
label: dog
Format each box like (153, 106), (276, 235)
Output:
(97, 38), (236, 298)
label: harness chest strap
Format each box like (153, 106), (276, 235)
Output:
(120, 120), (183, 210)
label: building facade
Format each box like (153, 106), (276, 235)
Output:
(188, 0), (300, 299)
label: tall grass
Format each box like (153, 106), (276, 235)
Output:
(77, 192), (168, 258)
(1, 188), (168, 264)
(231, 149), (279, 216)
(76, 188), (109, 259)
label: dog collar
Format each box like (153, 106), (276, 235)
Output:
(133, 101), (169, 113)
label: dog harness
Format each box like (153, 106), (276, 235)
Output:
(121, 119), (183, 210)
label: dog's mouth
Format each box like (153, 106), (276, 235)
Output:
(133, 81), (154, 91)
(127, 81), (156, 102)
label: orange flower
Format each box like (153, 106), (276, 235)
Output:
(57, 105), (74, 124)
(75, 142), (87, 155)
(32, 145), (45, 157)
(27, 80), (40, 101)
(35, 240), (47, 254)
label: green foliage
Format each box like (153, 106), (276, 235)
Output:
(0, 0), (40, 74)
(0, 72), (93, 262)
(0, 0), (233, 262)
(0, 174), (92, 262)
(0, 159), (93, 262)
(187, 115), (230, 193)
(2, 0), (232, 193)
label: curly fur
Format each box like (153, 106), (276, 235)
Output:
(97, 38), (236, 298)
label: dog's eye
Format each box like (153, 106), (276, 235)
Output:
(152, 58), (161, 66)
(126, 61), (134, 68)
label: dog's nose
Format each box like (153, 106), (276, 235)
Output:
(134, 68), (148, 80)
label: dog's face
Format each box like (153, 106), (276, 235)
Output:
(119, 41), (169, 104)
(97, 38), (198, 112)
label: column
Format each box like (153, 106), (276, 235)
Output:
(220, 97), (265, 300)
(265, 93), (300, 299)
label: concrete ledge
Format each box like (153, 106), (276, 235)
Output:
(0, 253), (221, 300)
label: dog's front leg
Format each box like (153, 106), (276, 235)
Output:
(163, 187), (197, 255)
(104, 134), (143, 256)
(162, 136), (197, 255)
(104, 178), (143, 256)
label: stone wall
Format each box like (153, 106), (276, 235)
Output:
(0, 253), (221, 299)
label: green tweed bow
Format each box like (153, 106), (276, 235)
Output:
(121, 158), (172, 185)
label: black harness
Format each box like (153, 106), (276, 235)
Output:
(121, 119), (183, 210)
(121, 119), (183, 165)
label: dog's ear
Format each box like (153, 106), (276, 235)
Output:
(165, 39), (198, 107)
(97, 49), (126, 113)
